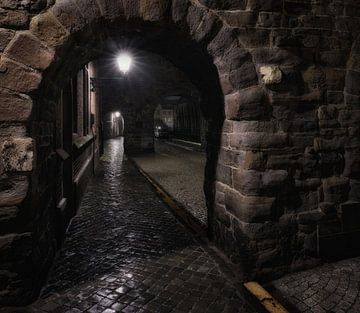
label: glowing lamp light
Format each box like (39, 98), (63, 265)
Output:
(115, 112), (121, 118)
(117, 53), (132, 74)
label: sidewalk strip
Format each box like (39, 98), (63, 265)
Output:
(130, 158), (206, 236)
(244, 282), (289, 313)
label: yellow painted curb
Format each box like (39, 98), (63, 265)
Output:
(244, 282), (289, 313)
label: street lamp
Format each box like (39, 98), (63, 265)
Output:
(115, 112), (121, 118)
(117, 53), (132, 74)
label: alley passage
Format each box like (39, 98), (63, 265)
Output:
(26, 138), (254, 313)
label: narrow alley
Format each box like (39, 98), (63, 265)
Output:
(18, 139), (254, 313)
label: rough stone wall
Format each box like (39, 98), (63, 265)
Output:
(209, 0), (360, 280)
(0, 0), (359, 305)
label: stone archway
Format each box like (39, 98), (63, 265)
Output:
(2, 0), (358, 307)
(0, 0), (246, 305)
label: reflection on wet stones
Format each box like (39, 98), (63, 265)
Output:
(27, 139), (254, 313)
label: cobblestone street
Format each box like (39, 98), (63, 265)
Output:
(17, 138), (255, 313)
(269, 257), (360, 313)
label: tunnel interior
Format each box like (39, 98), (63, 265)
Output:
(18, 20), (225, 305)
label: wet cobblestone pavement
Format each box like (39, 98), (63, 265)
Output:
(269, 257), (360, 313)
(23, 138), (255, 313)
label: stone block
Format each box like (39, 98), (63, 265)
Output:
(314, 137), (346, 152)
(0, 124), (26, 138)
(122, 0), (141, 19)
(247, 0), (282, 11)
(216, 163), (232, 186)
(73, 0), (101, 23)
(229, 61), (258, 90)
(233, 168), (288, 196)
(319, 202), (336, 215)
(171, 0), (189, 25)
(229, 131), (289, 150)
(284, 0), (311, 14)
(238, 28), (270, 48)
(256, 247), (280, 266)
(30, 12), (69, 48)
(257, 12), (281, 27)
(343, 151), (360, 179)
(321, 50), (348, 67)
(199, 0), (246, 10)
(219, 73), (234, 95)
(217, 10), (257, 28)
(49, 0), (87, 33)
(214, 204), (230, 227)
(233, 219), (263, 242)
(297, 209), (325, 224)
(317, 105), (337, 121)
(225, 86), (267, 121)
(0, 28), (13, 52)
(140, 0), (168, 21)
(323, 176), (349, 204)
(233, 120), (277, 133)
(222, 119), (233, 133)
(0, 175), (28, 206)
(340, 201), (360, 232)
(251, 48), (302, 67)
(218, 148), (245, 168)
(5, 31), (54, 70)
(207, 26), (237, 58)
(232, 169), (262, 196)
(243, 151), (266, 171)
(0, 90), (32, 122)
(2, 137), (34, 172)
(349, 179), (360, 202)
(327, 91), (343, 104)
(338, 109), (360, 127)
(345, 70), (360, 96)
(216, 47), (250, 73)
(188, 6), (221, 43)
(325, 68), (346, 91)
(97, 0), (124, 20)
(0, 9), (28, 29)
(268, 154), (300, 170)
(0, 232), (32, 264)
(295, 178), (321, 191)
(0, 56), (42, 93)
(225, 187), (275, 222)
